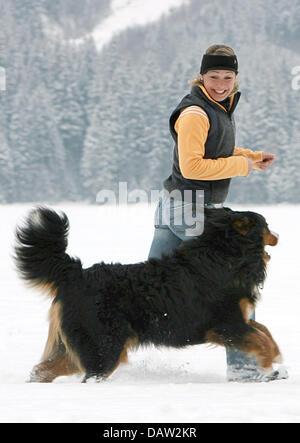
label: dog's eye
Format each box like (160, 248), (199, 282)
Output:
(233, 218), (249, 236)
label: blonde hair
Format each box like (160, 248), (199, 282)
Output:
(191, 44), (239, 96)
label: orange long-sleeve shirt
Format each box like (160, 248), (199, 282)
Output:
(174, 105), (263, 181)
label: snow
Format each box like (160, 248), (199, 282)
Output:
(91, 0), (191, 51)
(1, 202), (300, 423)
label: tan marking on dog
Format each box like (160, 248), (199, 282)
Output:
(262, 228), (279, 246)
(249, 319), (282, 364)
(30, 301), (84, 382)
(262, 228), (278, 265)
(239, 298), (255, 322)
(34, 282), (57, 298)
(233, 218), (249, 236)
(30, 355), (81, 383)
(118, 337), (138, 365)
(205, 327), (277, 373)
(241, 329), (275, 373)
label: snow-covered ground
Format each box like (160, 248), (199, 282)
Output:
(91, 0), (190, 51)
(1, 202), (300, 423)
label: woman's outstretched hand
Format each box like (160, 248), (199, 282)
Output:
(255, 152), (276, 170)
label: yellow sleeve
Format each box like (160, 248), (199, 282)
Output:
(234, 146), (263, 162)
(234, 147), (264, 170)
(175, 107), (249, 180)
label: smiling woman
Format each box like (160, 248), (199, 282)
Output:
(191, 44), (239, 97)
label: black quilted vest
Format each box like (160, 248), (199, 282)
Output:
(163, 85), (241, 204)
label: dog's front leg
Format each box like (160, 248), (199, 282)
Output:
(205, 323), (276, 375)
(248, 319), (283, 364)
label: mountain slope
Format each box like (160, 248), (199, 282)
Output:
(90, 0), (191, 51)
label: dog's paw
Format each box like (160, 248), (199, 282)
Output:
(81, 374), (106, 383)
(27, 368), (46, 383)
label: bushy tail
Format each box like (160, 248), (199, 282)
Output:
(14, 206), (82, 297)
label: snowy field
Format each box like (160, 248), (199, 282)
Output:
(1, 202), (300, 423)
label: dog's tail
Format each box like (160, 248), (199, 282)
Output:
(14, 206), (82, 298)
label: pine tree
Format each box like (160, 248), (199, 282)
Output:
(9, 83), (66, 202)
(0, 129), (14, 202)
(81, 103), (120, 202)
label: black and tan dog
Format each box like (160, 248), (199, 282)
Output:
(15, 206), (282, 383)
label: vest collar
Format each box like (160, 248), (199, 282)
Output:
(192, 85), (241, 114)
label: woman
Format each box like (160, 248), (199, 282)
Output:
(148, 44), (281, 382)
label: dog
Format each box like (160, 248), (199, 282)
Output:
(14, 206), (282, 383)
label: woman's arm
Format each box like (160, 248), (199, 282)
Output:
(175, 107), (249, 180)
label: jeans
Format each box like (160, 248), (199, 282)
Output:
(148, 195), (258, 376)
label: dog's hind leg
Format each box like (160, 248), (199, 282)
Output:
(29, 341), (81, 383)
(81, 336), (138, 383)
(29, 301), (83, 382)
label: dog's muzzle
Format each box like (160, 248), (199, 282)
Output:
(269, 231), (279, 246)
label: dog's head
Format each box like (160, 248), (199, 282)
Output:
(204, 208), (278, 264)
(176, 208), (277, 289)
(232, 212), (278, 263)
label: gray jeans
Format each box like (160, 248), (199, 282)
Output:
(148, 193), (204, 257)
(148, 195), (257, 374)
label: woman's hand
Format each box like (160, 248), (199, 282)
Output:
(255, 152), (276, 170)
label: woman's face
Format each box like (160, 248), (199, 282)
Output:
(200, 70), (236, 102)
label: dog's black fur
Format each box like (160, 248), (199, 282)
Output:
(14, 206), (281, 382)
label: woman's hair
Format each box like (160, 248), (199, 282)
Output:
(191, 44), (239, 96)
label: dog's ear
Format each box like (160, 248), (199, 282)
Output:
(233, 217), (251, 236)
